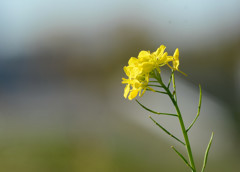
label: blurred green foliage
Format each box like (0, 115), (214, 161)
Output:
(0, 114), (239, 172)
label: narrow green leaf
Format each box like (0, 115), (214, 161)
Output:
(136, 100), (177, 117)
(171, 146), (194, 171)
(147, 84), (164, 88)
(187, 84), (202, 132)
(154, 90), (168, 94)
(146, 89), (168, 95)
(149, 116), (185, 145)
(149, 81), (159, 83)
(201, 132), (214, 172)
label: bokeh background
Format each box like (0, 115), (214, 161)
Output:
(1, 0), (240, 171)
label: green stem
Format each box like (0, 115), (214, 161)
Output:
(167, 70), (173, 88)
(154, 70), (196, 172)
(172, 70), (177, 101)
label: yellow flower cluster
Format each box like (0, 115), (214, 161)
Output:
(122, 45), (180, 100)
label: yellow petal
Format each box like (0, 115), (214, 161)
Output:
(158, 52), (168, 64)
(147, 86), (155, 92)
(172, 48), (179, 70)
(124, 84), (130, 98)
(130, 67), (142, 78)
(155, 45), (166, 56)
(138, 51), (150, 58)
(140, 88), (146, 97)
(128, 89), (139, 100)
(173, 61), (179, 70)
(123, 66), (130, 76)
(166, 56), (173, 62)
(173, 48), (179, 60)
(128, 57), (138, 66)
(145, 73), (149, 82)
(122, 78), (127, 83)
(141, 62), (155, 73)
(133, 80), (141, 88)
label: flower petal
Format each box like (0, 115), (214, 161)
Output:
(124, 84), (130, 98)
(128, 89), (139, 100)
(138, 51), (150, 58)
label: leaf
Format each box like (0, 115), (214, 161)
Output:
(201, 132), (214, 172)
(186, 84), (202, 132)
(149, 116), (185, 145)
(171, 146), (194, 171)
(147, 84), (164, 88)
(136, 100), (177, 117)
(146, 89), (168, 95)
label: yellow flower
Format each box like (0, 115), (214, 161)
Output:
(122, 76), (149, 100)
(122, 45), (181, 100)
(151, 45), (172, 72)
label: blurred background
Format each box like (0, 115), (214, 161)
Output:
(0, 0), (240, 171)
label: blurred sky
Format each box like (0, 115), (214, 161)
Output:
(1, 0), (240, 56)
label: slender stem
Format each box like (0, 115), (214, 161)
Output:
(171, 92), (196, 172)
(172, 70), (177, 102)
(167, 70), (173, 88)
(154, 70), (196, 172)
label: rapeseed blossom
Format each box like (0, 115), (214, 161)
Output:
(122, 45), (180, 100)
(122, 44), (213, 172)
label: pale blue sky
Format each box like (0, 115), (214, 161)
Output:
(1, 0), (240, 55)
